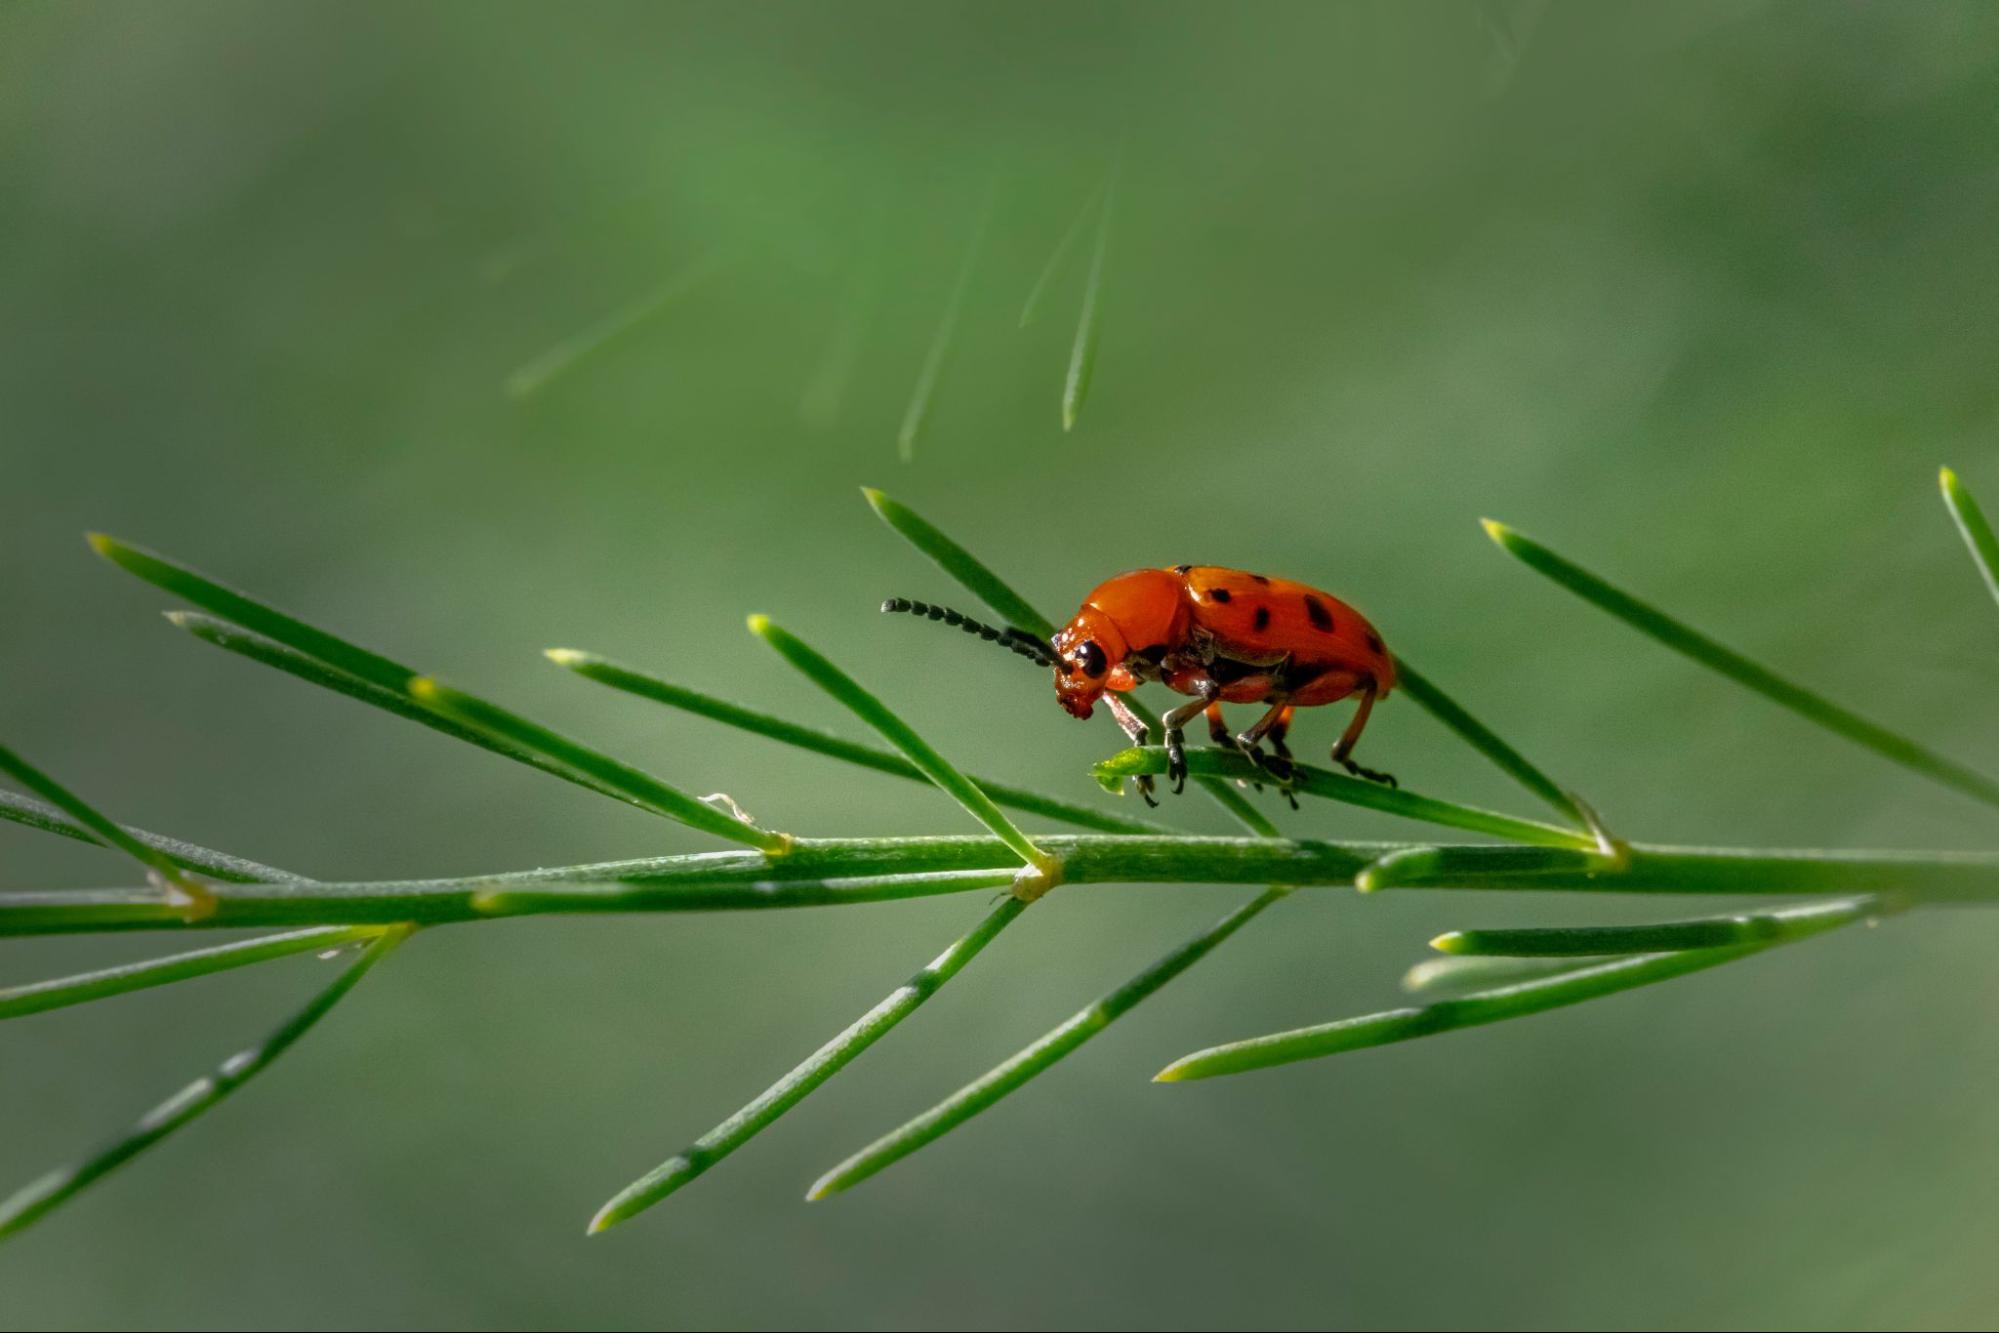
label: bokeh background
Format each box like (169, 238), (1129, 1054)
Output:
(6, 2), (1999, 1328)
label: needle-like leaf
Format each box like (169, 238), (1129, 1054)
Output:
(1, 927), (382, 1021)
(0, 924), (411, 1240)
(407, 678), (789, 854)
(169, 612), (602, 796)
(1431, 897), (1880, 956)
(1019, 181), (1106, 328)
(1940, 467), (1999, 615)
(808, 886), (1285, 1199)
(898, 180), (996, 462)
(862, 488), (1054, 639)
(1094, 748), (1591, 849)
(505, 254), (729, 399)
(0, 744), (212, 916)
(1401, 954), (1602, 996)
(545, 648), (1164, 834)
(589, 896), (1024, 1231)
(747, 618), (1052, 880)
(1484, 520), (1999, 810)
(0, 790), (300, 884)
(1156, 900), (1877, 1082)
(1061, 175), (1113, 432)
(1391, 658), (1588, 828)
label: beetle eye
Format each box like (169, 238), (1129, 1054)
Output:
(1075, 641), (1107, 678)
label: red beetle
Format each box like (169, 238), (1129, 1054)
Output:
(885, 564), (1395, 805)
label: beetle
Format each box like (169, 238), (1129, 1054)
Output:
(883, 565), (1396, 806)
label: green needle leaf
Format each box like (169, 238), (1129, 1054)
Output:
(898, 179), (996, 462)
(545, 648), (1164, 834)
(1094, 748), (1592, 850)
(0, 924), (411, 1241)
(1, 927), (381, 1021)
(1400, 954), (1605, 996)
(0, 743), (211, 915)
(407, 678), (790, 854)
(169, 612), (607, 797)
(1484, 519), (1999, 811)
(589, 896), (1025, 1231)
(1156, 900), (1877, 1082)
(1391, 658), (1588, 829)
(747, 618), (1052, 880)
(0, 790), (301, 884)
(1061, 175), (1113, 432)
(1940, 466), (1999, 615)
(862, 488), (1055, 639)
(808, 886), (1286, 1200)
(1432, 897), (1882, 956)
(89, 534), (412, 693)
(504, 254), (730, 399)
(1019, 180), (1105, 328)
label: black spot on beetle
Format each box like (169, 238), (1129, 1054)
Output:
(1304, 595), (1334, 631)
(1250, 574), (1270, 585)
(1366, 632), (1384, 654)
(1253, 607), (1271, 632)
(1207, 587), (1232, 603)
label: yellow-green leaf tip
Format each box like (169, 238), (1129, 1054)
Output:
(163, 610), (195, 628)
(1429, 931), (1470, 955)
(407, 676), (442, 703)
(1152, 1059), (1194, 1083)
(544, 647), (591, 668)
(585, 1203), (622, 1236)
(1480, 518), (1515, 546)
(85, 531), (117, 556)
(804, 1174), (841, 1202)
(1941, 466), (1960, 496)
(746, 613), (772, 637)
(861, 486), (888, 509)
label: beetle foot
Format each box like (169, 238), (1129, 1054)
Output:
(1340, 757), (1398, 788)
(1134, 772), (1159, 806)
(1239, 746), (1299, 808)
(1208, 733), (1265, 792)
(1166, 736), (1188, 795)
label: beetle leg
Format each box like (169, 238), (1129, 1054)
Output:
(1161, 682), (1219, 795)
(1236, 702), (1299, 808)
(1204, 702), (1266, 793)
(1331, 679), (1397, 787)
(1103, 692), (1157, 805)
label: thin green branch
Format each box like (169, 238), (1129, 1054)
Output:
(11, 835), (1996, 936)
(897, 179), (996, 462)
(1095, 748), (1591, 849)
(809, 885), (1287, 1199)
(590, 896), (1025, 1231)
(544, 648), (1164, 834)
(0, 924), (412, 1240)
(407, 678), (789, 854)
(1432, 897), (1880, 957)
(1061, 173), (1113, 432)
(1484, 520), (1999, 810)
(1156, 899), (1881, 1082)
(1940, 466), (1999, 615)
(504, 254), (730, 399)
(748, 617), (1053, 880)
(1, 927), (383, 1021)
(1391, 657), (1588, 828)
(0, 790), (301, 885)
(0, 743), (210, 915)
(169, 612), (606, 797)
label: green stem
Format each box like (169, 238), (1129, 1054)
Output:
(1, 790), (302, 885)
(9, 836), (1999, 935)
(1432, 897), (1880, 956)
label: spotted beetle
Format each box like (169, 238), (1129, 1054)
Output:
(883, 565), (1396, 806)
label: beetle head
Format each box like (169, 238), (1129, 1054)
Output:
(1051, 610), (1126, 719)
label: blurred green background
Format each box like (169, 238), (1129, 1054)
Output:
(7, 1), (1999, 1327)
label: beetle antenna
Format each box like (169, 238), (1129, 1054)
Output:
(880, 597), (1057, 668)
